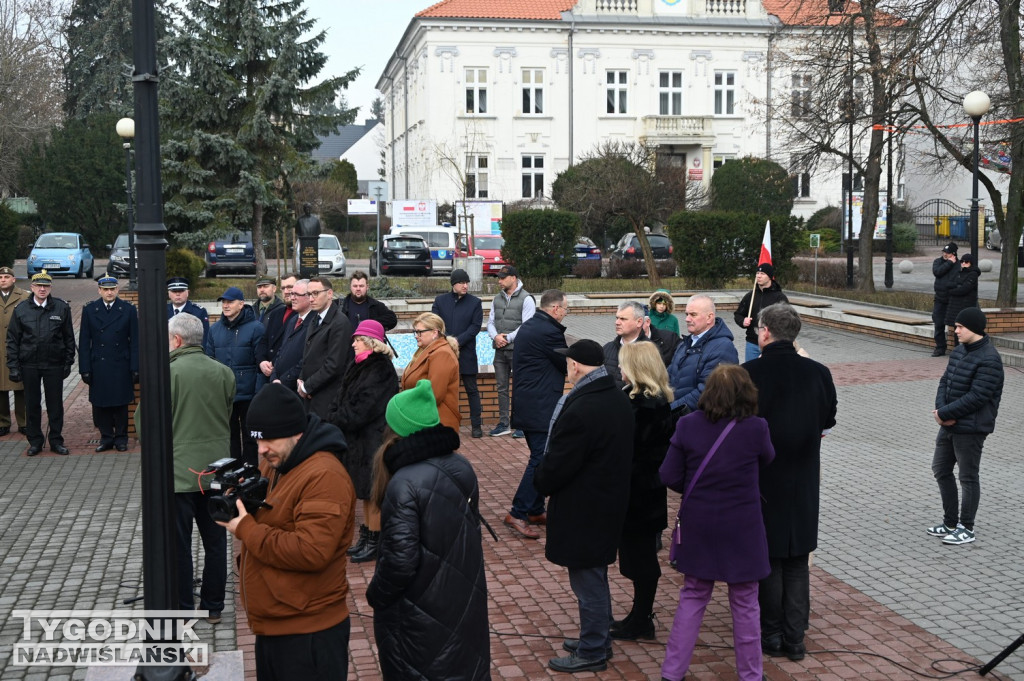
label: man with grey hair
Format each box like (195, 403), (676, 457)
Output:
(269, 279), (312, 392)
(666, 294), (738, 416)
(743, 302), (837, 661)
(602, 301), (678, 387)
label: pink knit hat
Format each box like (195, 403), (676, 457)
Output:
(353, 319), (386, 343)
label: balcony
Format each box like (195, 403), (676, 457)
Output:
(641, 115), (714, 143)
(595, 0), (638, 11)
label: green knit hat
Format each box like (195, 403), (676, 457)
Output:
(386, 379), (440, 437)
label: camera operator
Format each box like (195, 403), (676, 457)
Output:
(218, 382), (356, 681)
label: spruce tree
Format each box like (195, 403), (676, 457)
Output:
(161, 0), (358, 274)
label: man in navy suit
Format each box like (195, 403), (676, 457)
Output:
(80, 277), (139, 451)
(270, 279), (312, 392)
(166, 277), (210, 346)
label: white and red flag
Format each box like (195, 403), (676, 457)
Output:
(758, 220), (772, 267)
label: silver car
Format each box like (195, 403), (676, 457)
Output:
(295, 234), (347, 276)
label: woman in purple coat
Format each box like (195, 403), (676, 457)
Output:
(658, 364), (775, 681)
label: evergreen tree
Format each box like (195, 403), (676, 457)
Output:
(161, 0), (359, 274)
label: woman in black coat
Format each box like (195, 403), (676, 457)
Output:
(368, 380), (490, 681)
(326, 319), (399, 563)
(945, 254), (980, 346)
(612, 342), (674, 641)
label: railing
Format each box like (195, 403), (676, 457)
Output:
(595, 0), (638, 12)
(705, 0), (746, 14)
(642, 115), (714, 137)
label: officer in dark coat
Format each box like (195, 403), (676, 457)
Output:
(432, 269), (484, 437)
(166, 277), (210, 347)
(80, 276), (139, 451)
(743, 302), (837, 662)
(534, 339), (634, 673)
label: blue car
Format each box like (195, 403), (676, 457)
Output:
(27, 232), (95, 279)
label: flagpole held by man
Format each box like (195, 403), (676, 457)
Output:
(735, 222), (788, 362)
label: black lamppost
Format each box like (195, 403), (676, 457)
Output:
(115, 117), (137, 290)
(845, 15), (855, 289)
(884, 115), (894, 288)
(963, 90), (990, 264)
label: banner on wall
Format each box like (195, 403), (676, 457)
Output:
(843, 191), (889, 240)
(454, 200), (503, 235)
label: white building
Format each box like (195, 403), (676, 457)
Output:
(312, 118), (385, 184)
(376, 0), (877, 220)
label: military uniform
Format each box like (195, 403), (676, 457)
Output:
(0, 266), (29, 435)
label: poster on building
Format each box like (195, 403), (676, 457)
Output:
(843, 191), (888, 240)
(454, 200), (503, 235)
(391, 200), (438, 228)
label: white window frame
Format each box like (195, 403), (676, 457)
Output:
(714, 71), (736, 115)
(606, 70), (629, 114)
(522, 68), (544, 115)
(790, 156), (811, 198)
(522, 155), (544, 198)
(791, 73), (812, 119)
(658, 71), (683, 116)
(713, 154), (734, 170)
(465, 68), (488, 114)
(466, 154), (489, 198)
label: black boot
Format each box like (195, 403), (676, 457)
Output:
(347, 524), (368, 557)
(350, 530), (380, 563)
(610, 612), (655, 640)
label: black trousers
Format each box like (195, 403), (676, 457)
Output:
(255, 617), (350, 681)
(93, 404), (129, 447)
(230, 400), (257, 466)
(759, 554), (810, 646)
(22, 366), (65, 448)
(175, 492), (227, 613)
(461, 373), (482, 427)
(932, 301), (948, 351)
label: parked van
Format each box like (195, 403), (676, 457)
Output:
(391, 224), (458, 274)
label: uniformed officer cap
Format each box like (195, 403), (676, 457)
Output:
(98, 276), (118, 289)
(31, 270), (53, 286)
(167, 277), (189, 291)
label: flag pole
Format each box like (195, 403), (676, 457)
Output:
(750, 220), (772, 322)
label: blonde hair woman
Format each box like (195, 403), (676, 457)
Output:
(610, 341), (675, 641)
(400, 312), (461, 432)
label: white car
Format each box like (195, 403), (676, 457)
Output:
(295, 234), (347, 276)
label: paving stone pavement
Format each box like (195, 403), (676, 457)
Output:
(2, 308), (1024, 679)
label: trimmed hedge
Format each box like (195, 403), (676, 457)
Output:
(501, 209), (579, 279)
(166, 247), (207, 285)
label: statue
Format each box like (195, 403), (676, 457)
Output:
(296, 203), (322, 238)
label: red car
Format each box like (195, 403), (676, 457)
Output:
(456, 234), (508, 276)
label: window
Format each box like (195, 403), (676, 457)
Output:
(790, 156), (811, 198)
(714, 71), (736, 115)
(466, 155), (489, 198)
(522, 69), (544, 115)
(713, 154), (734, 170)
(465, 68), (488, 114)
(791, 73), (812, 119)
(659, 71), (683, 115)
(522, 155), (544, 198)
(606, 70), (628, 114)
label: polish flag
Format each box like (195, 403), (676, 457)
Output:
(758, 221), (772, 266)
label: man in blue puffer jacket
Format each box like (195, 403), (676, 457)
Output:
(927, 307), (1003, 546)
(206, 286), (267, 466)
(667, 294), (738, 416)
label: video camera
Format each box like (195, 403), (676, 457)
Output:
(204, 458), (272, 522)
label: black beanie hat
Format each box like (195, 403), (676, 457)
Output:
(955, 307), (986, 335)
(450, 268), (470, 285)
(247, 383), (307, 440)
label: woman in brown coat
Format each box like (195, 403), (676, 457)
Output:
(401, 312), (461, 432)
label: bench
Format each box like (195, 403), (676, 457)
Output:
(844, 308), (932, 325)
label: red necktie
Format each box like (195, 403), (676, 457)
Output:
(294, 316), (303, 331)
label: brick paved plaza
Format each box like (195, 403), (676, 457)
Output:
(1, 305), (1023, 680)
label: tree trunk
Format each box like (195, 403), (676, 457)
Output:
(633, 226), (662, 289)
(252, 202), (267, 276)
(856, 0), (886, 293)
(997, 0), (1023, 306)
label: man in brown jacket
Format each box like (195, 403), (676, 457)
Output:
(0, 266), (29, 436)
(219, 382), (355, 680)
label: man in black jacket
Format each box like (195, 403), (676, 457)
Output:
(432, 269), (484, 437)
(931, 242), (959, 357)
(602, 300), (677, 387)
(927, 307), (1003, 546)
(734, 263), (789, 361)
(299, 277), (353, 418)
(534, 339), (633, 673)
(6, 271), (76, 456)
(340, 271), (397, 331)
(504, 289), (569, 539)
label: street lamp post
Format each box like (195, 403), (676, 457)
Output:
(845, 15), (855, 289)
(116, 117), (136, 290)
(963, 90), (990, 265)
(884, 115), (894, 289)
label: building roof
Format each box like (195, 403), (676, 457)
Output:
(311, 119), (381, 163)
(416, 0), (577, 20)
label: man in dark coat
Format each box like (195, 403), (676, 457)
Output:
(79, 277), (139, 451)
(504, 289), (569, 539)
(6, 270), (76, 456)
(206, 286), (267, 466)
(743, 302), (837, 663)
(166, 277), (210, 347)
(299, 277), (354, 418)
(340, 270), (398, 330)
(432, 269), (484, 437)
(259, 274), (296, 379)
(944, 254), (980, 348)
(269, 279), (311, 392)
(534, 339), (634, 674)
(927, 307), (1003, 546)
(602, 300), (678, 387)
(734, 263), (789, 361)
(667, 294), (738, 416)
(254, 276), (286, 324)
(930, 242), (959, 357)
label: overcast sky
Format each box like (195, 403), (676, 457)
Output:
(304, 0), (428, 121)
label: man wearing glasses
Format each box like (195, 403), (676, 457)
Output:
(298, 277), (353, 418)
(666, 294), (738, 419)
(260, 273), (297, 378)
(269, 279), (311, 392)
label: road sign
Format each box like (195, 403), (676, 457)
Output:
(348, 199), (377, 215)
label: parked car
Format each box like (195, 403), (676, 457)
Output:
(106, 233), (134, 278)
(608, 232), (675, 277)
(574, 236), (602, 260)
(27, 232), (94, 279)
(205, 230), (256, 277)
(294, 233), (347, 276)
(369, 234), (433, 276)
(455, 234), (508, 275)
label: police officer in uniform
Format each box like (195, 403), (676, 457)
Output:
(6, 270), (76, 456)
(80, 276), (139, 451)
(166, 277), (210, 346)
